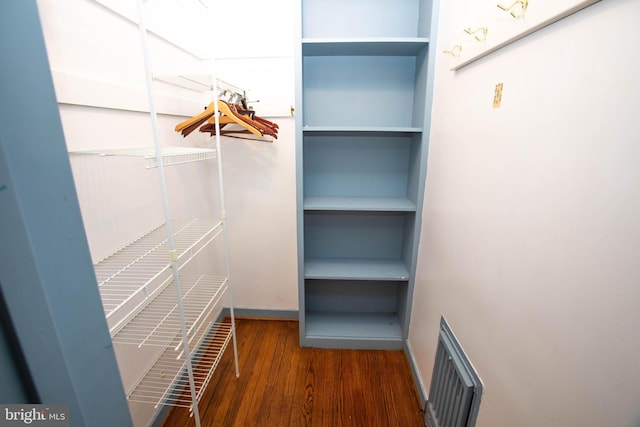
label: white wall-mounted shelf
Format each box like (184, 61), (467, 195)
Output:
(448, 0), (601, 71)
(70, 146), (216, 169)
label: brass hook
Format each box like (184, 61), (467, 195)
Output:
(443, 45), (462, 58)
(464, 26), (489, 42)
(497, 0), (528, 19)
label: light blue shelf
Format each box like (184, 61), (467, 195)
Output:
(302, 38), (429, 56)
(302, 126), (423, 134)
(304, 196), (417, 212)
(305, 258), (410, 281)
(305, 312), (403, 350)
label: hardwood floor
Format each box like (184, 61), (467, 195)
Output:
(161, 319), (425, 427)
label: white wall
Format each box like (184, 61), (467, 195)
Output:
(221, 121), (298, 309)
(409, 0), (640, 426)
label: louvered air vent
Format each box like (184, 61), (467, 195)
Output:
(425, 317), (482, 427)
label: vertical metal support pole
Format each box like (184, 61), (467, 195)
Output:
(212, 94), (240, 378)
(134, 1), (202, 425)
(208, 2), (240, 379)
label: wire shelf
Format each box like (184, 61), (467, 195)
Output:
(111, 275), (227, 346)
(96, 219), (223, 318)
(127, 320), (232, 408)
(152, 74), (245, 96)
(69, 146), (216, 169)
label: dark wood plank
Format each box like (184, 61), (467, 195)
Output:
(161, 319), (424, 427)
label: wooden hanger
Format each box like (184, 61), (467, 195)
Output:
(254, 115), (279, 130)
(175, 99), (277, 141)
(215, 101), (263, 137)
(184, 120), (229, 137)
(174, 102), (215, 132)
(230, 104), (279, 131)
(181, 115), (210, 137)
(198, 122), (226, 134)
(225, 102), (278, 137)
(207, 114), (241, 126)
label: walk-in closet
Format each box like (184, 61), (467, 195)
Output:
(3, 0), (640, 426)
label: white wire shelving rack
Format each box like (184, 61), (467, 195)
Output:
(61, 0), (243, 425)
(65, 2), (242, 425)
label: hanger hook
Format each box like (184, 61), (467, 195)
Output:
(464, 26), (489, 42)
(497, 0), (528, 19)
(443, 45), (462, 58)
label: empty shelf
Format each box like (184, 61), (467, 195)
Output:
(69, 146), (216, 168)
(305, 312), (403, 349)
(111, 275), (227, 346)
(302, 126), (422, 134)
(304, 196), (417, 212)
(305, 258), (410, 281)
(96, 219), (223, 318)
(127, 320), (232, 408)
